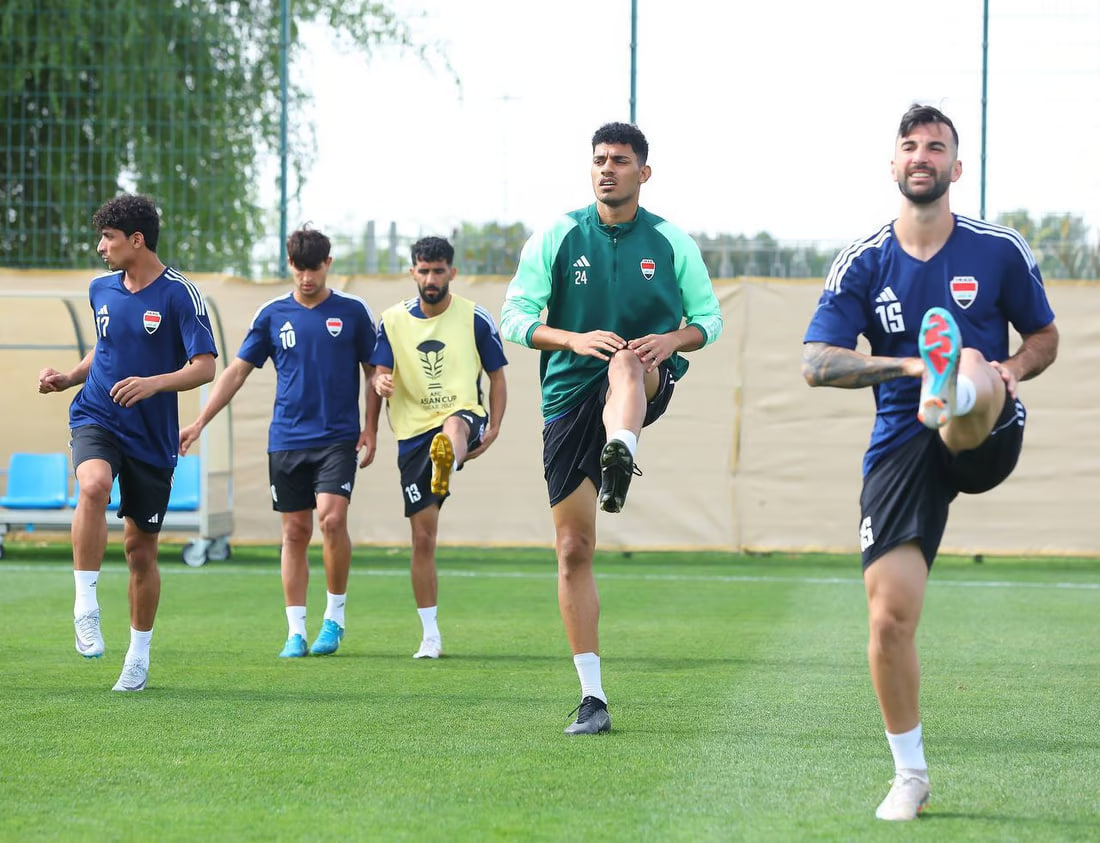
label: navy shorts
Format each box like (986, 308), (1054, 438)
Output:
(70, 424), (173, 534)
(398, 409), (487, 517)
(268, 442), (358, 512)
(543, 362), (675, 507)
(859, 394), (1026, 569)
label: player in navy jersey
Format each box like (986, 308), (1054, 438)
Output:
(369, 236), (507, 659)
(180, 227), (379, 658)
(802, 105), (1059, 820)
(38, 194), (218, 691)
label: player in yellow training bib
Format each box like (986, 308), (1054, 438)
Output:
(370, 236), (508, 659)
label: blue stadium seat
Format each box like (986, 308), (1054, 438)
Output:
(1, 453), (69, 509)
(69, 475), (121, 511)
(167, 455), (201, 511)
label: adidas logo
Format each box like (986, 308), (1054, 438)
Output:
(280, 321), (293, 331)
(340, 482), (352, 493)
(147, 513), (159, 524)
(573, 256), (591, 268)
(874, 287), (898, 304)
(97, 305), (108, 315)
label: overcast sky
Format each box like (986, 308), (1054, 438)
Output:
(281, 0), (1100, 248)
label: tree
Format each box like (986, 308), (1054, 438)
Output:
(692, 231), (838, 278)
(995, 210), (1098, 280)
(0, 2), (440, 274)
(452, 221), (530, 275)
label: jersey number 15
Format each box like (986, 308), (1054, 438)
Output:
(875, 302), (905, 334)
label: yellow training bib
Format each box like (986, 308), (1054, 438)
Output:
(382, 294), (486, 440)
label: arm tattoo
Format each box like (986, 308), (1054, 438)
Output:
(801, 342), (909, 389)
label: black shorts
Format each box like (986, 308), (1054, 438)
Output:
(70, 425), (173, 534)
(543, 363), (675, 507)
(859, 395), (1026, 569)
(268, 442), (358, 513)
(398, 410), (487, 517)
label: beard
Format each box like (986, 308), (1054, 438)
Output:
(898, 170), (951, 205)
(420, 281), (449, 304)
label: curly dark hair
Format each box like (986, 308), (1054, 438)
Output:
(591, 122), (649, 166)
(286, 225), (331, 270)
(898, 104), (959, 149)
(91, 194), (161, 251)
(410, 236), (454, 265)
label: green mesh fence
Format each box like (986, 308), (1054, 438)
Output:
(0, 2), (285, 275)
(2, 4), (1097, 281)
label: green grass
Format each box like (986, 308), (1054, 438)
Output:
(1, 544), (1098, 841)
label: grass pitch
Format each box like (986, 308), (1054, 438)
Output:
(1, 544), (1098, 841)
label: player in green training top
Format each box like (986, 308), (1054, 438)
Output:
(500, 122), (723, 735)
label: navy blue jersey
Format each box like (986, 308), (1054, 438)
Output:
(371, 297), (507, 454)
(69, 268), (219, 468)
(238, 290), (377, 452)
(804, 215), (1055, 475)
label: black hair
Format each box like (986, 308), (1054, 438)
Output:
(286, 225), (331, 270)
(91, 194), (160, 251)
(897, 104), (959, 149)
(410, 236), (454, 265)
(591, 122), (649, 165)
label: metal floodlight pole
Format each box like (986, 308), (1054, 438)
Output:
(278, 0), (291, 276)
(629, 0), (637, 123)
(980, 0), (989, 220)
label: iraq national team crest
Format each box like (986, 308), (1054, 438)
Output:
(142, 310), (162, 334)
(640, 258), (656, 280)
(950, 276), (978, 309)
(326, 317), (343, 337)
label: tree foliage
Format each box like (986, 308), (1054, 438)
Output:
(0, 1), (432, 274)
(995, 210), (1098, 280)
(692, 231), (836, 279)
(429, 217), (1098, 281)
(264, 215), (1099, 282)
(452, 221), (531, 275)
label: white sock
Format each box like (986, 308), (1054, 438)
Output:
(74, 570), (100, 615)
(286, 606), (307, 639)
(418, 606), (440, 640)
(886, 724), (928, 775)
(573, 652), (606, 703)
(325, 592), (346, 628)
(608, 429), (638, 459)
(955, 374), (976, 416)
(127, 627), (153, 662)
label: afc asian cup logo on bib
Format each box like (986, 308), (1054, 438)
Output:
(640, 258), (656, 280)
(143, 310), (162, 334)
(326, 317), (343, 337)
(949, 276), (978, 309)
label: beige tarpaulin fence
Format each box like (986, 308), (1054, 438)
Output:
(2, 269), (1097, 555)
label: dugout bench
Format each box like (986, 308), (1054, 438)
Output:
(0, 450), (233, 566)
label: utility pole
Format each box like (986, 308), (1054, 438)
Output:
(630, 0), (638, 123)
(278, 0), (290, 276)
(980, 0), (989, 219)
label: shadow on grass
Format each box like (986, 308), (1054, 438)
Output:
(924, 812), (1099, 829)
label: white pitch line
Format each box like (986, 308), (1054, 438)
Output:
(2, 564), (1099, 591)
